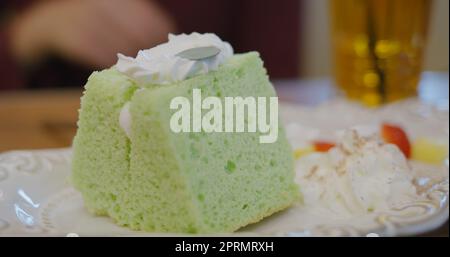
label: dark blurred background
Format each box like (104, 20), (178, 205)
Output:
(0, 0), (303, 90)
(1, 0), (448, 91)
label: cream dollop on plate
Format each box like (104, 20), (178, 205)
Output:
(296, 130), (418, 218)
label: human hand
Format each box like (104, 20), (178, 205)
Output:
(9, 0), (175, 68)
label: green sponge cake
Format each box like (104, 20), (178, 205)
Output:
(72, 33), (299, 233)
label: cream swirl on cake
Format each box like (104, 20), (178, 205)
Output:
(116, 32), (233, 85)
(117, 33), (233, 138)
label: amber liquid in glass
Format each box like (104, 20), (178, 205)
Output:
(330, 0), (432, 106)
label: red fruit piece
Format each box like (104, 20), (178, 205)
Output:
(381, 123), (411, 158)
(313, 141), (336, 152)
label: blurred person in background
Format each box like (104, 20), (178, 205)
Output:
(0, 0), (301, 91)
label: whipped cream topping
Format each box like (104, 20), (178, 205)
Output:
(296, 130), (417, 218)
(116, 33), (233, 85)
(119, 102), (131, 138)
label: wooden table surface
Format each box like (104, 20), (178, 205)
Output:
(0, 89), (82, 151)
(0, 74), (448, 236)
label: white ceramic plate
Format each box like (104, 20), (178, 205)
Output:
(0, 99), (448, 236)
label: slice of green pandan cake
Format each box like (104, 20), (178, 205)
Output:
(71, 33), (299, 233)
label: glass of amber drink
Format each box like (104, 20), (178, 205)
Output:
(330, 0), (432, 107)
